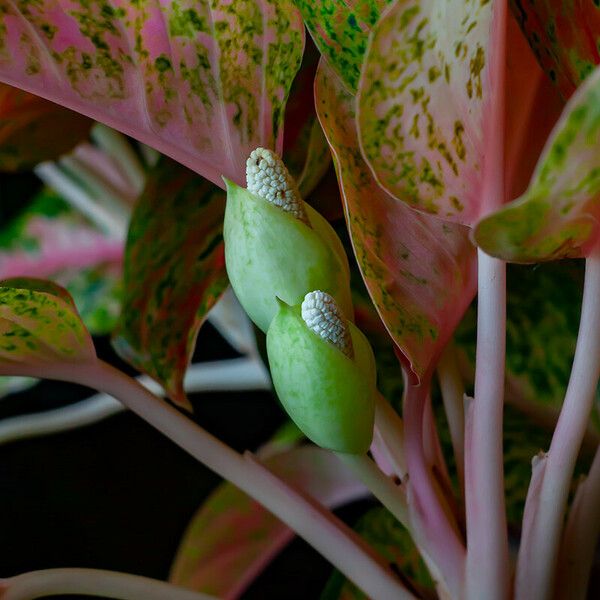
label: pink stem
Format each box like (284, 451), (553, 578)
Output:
(403, 375), (466, 598)
(12, 359), (411, 600)
(465, 251), (509, 600)
(515, 245), (600, 600)
(555, 445), (600, 600)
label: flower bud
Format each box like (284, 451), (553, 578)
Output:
(266, 292), (376, 454)
(223, 149), (352, 333)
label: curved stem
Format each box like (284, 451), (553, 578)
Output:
(33, 359), (411, 600)
(0, 568), (215, 600)
(555, 445), (600, 600)
(465, 251), (509, 600)
(403, 377), (466, 599)
(374, 392), (407, 478)
(515, 247), (600, 600)
(437, 342), (466, 493)
(336, 452), (409, 527)
(0, 358), (270, 446)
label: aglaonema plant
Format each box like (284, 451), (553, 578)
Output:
(0, 1), (599, 599)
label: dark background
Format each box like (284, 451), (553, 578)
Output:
(0, 322), (370, 599)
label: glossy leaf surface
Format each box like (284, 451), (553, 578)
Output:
(510, 0), (600, 98)
(0, 0), (304, 187)
(316, 61), (476, 381)
(357, 0), (502, 224)
(292, 0), (392, 92)
(170, 446), (367, 598)
(474, 66), (600, 262)
(113, 158), (228, 408)
(0, 189), (122, 334)
(0, 278), (95, 369)
(0, 84), (91, 172)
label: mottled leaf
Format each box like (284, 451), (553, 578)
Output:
(510, 0), (600, 98)
(0, 0), (304, 187)
(357, 0), (505, 224)
(292, 0), (393, 92)
(455, 261), (600, 433)
(170, 446), (367, 598)
(0, 278), (95, 370)
(316, 60), (476, 382)
(0, 83), (91, 172)
(504, 13), (565, 201)
(0, 189), (123, 335)
(474, 66), (600, 262)
(113, 158), (228, 408)
(321, 506), (433, 600)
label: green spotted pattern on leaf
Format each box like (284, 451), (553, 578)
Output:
(0, 0), (303, 187)
(0, 278), (95, 368)
(321, 506), (433, 599)
(316, 61), (476, 381)
(113, 157), (228, 409)
(474, 66), (600, 262)
(357, 0), (497, 224)
(455, 261), (600, 432)
(292, 0), (393, 92)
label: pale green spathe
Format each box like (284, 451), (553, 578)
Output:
(223, 179), (352, 332)
(266, 301), (376, 454)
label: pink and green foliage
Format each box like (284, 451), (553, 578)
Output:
(0, 0), (304, 187)
(0, 189), (122, 334)
(0, 83), (91, 172)
(510, 0), (600, 98)
(357, 0), (504, 224)
(292, 0), (393, 93)
(0, 278), (95, 371)
(316, 60), (476, 382)
(474, 65), (600, 262)
(170, 445), (368, 598)
(113, 158), (228, 409)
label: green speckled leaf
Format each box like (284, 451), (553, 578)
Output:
(510, 0), (600, 98)
(113, 157), (228, 409)
(474, 66), (600, 262)
(0, 83), (91, 172)
(170, 446), (367, 598)
(292, 0), (392, 92)
(0, 278), (95, 369)
(357, 0), (504, 224)
(455, 261), (600, 432)
(316, 60), (476, 382)
(0, 0), (303, 187)
(321, 506), (433, 599)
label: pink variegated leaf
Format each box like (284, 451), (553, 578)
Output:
(0, 83), (91, 172)
(503, 15), (565, 202)
(315, 60), (476, 382)
(474, 65), (600, 263)
(113, 158), (228, 409)
(0, 189), (123, 335)
(0, 192), (122, 282)
(170, 445), (367, 599)
(509, 0), (600, 99)
(0, 0), (304, 187)
(357, 0), (506, 225)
